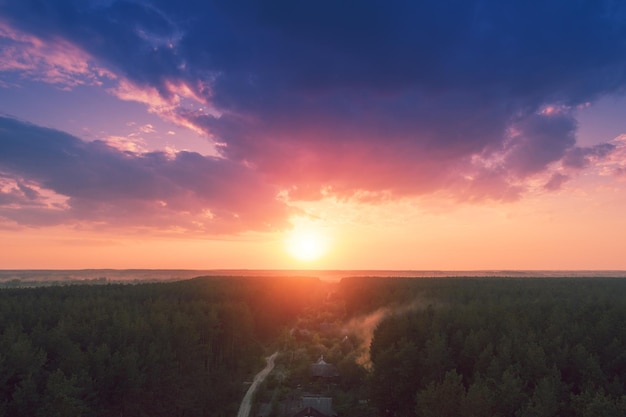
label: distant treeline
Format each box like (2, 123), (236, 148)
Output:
(0, 277), (111, 288)
(0, 276), (325, 417)
(341, 278), (626, 417)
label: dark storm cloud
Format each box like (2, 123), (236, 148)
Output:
(1, 0), (624, 203)
(0, 116), (289, 232)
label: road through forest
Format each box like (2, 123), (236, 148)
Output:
(236, 351), (278, 417)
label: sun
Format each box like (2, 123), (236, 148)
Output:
(284, 223), (330, 262)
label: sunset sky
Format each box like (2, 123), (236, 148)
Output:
(2, 0), (626, 270)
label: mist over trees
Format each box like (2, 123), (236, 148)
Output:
(355, 278), (626, 417)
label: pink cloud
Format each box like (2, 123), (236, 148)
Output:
(0, 20), (114, 87)
(183, 96), (620, 205)
(0, 175), (69, 214)
(108, 77), (213, 136)
(101, 136), (148, 153)
(0, 21), (212, 143)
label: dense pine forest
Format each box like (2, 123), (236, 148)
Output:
(337, 277), (626, 417)
(1, 276), (625, 417)
(0, 276), (326, 417)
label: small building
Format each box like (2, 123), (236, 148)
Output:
(310, 356), (339, 379)
(293, 407), (330, 417)
(293, 396), (336, 417)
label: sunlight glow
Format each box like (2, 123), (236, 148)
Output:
(284, 221), (330, 262)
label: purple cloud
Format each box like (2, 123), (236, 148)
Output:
(562, 143), (616, 170)
(0, 116), (289, 233)
(503, 111), (577, 177)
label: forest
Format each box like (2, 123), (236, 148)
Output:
(1, 275), (625, 417)
(342, 277), (626, 417)
(0, 276), (326, 417)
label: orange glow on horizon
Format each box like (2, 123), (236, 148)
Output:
(2, 171), (626, 270)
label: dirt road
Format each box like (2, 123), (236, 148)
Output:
(236, 351), (278, 417)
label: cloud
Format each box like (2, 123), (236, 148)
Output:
(601, 135), (626, 178)
(503, 111), (577, 177)
(0, 116), (290, 233)
(562, 143), (616, 170)
(543, 173), (570, 192)
(101, 135), (147, 153)
(1, 0), (625, 207)
(0, 20), (113, 88)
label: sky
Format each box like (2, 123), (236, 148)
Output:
(1, 0), (626, 270)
